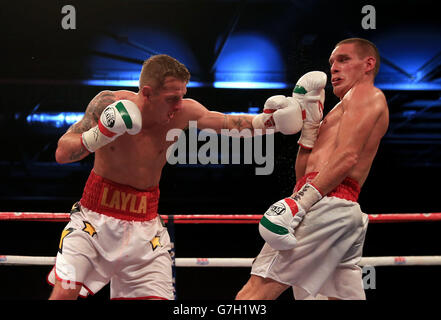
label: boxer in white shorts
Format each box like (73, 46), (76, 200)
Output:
(251, 172), (369, 300)
(48, 54), (304, 300)
(47, 171), (173, 299)
(236, 38), (389, 300)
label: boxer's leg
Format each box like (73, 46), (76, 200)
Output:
(235, 275), (289, 300)
(49, 280), (82, 300)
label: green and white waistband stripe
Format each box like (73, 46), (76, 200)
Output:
(293, 85), (307, 95)
(115, 102), (133, 129)
(260, 216), (289, 235)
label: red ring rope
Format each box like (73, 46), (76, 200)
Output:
(1, 212), (441, 223)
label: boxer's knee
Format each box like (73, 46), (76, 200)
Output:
(236, 275), (288, 300)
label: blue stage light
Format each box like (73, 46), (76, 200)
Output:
(214, 33), (286, 89)
(81, 79), (207, 88)
(213, 81), (288, 89)
(376, 82), (441, 91)
(26, 112), (84, 128)
(247, 107), (259, 114)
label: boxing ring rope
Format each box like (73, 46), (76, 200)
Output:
(2, 255), (441, 267)
(2, 212), (441, 223)
(1, 212), (441, 267)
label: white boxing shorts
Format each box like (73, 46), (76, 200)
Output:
(251, 172), (369, 300)
(47, 170), (174, 300)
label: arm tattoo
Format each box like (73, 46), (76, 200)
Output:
(69, 145), (88, 161)
(231, 116), (253, 131)
(68, 91), (116, 134)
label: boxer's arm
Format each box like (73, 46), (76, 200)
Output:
(295, 147), (311, 182)
(308, 92), (384, 195)
(184, 99), (258, 134)
(200, 111), (255, 132)
(187, 98), (302, 136)
(55, 91), (116, 164)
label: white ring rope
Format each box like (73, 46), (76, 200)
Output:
(2, 213), (440, 269)
(1, 255), (441, 267)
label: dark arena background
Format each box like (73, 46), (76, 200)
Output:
(1, 0), (441, 303)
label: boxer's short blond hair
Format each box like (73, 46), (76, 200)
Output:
(139, 54), (190, 89)
(336, 38), (380, 77)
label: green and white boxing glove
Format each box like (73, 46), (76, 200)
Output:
(81, 100), (142, 153)
(259, 183), (323, 250)
(293, 71), (327, 149)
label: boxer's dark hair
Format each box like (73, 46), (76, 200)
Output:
(336, 38), (380, 77)
(139, 54), (190, 89)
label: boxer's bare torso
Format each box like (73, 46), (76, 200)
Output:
(92, 90), (184, 190)
(56, 77), (255, 190)
(306, 83), (389, 188)
(60, 90), (196, 190)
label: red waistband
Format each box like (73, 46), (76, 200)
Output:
(80, 170), (159, 221)
(294, 172), (360, 203)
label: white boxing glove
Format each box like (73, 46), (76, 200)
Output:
(252, 95), (303, 135)
(292, 71), (327, 149)
(259, 183), (323, 250)
(81, 100), (142, 153)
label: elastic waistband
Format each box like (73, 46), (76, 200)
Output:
(80, 170), (159, 221)
(294, 172), (360, 203)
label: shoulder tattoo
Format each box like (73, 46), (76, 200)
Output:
(68, 91), (116, 134)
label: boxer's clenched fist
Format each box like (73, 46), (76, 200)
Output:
(259, 183), (323, 250)
(81, 100), (142, 153)
(292, 71), (327, 149)
(252, 95), (303, 135)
